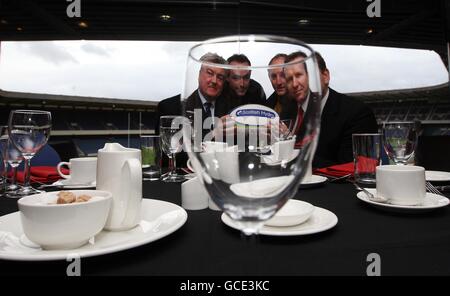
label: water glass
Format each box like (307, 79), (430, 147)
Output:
(8, 110), (52, 196)
(181, 35), (322, 235)
(140, 135), (161, 180)
(382, 121), (417, 165)
(160, 116), (185, 182)
(352, 133), (381, 184)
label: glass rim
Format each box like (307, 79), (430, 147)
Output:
(188, 34), (318, 71)
(10, 110), (51, 115)
(352, 133), (381, 136)
(382, 121), (415, 125)
(159, 115), (184, 119)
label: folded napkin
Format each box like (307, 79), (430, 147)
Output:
(314, 162), (354, 178)
(314, 157), (379, 178)
(14, 166), (70, 184)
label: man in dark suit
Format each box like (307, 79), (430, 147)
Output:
(265, 53), (295, 115)
(156, 53), (229, 167)
(223, 54), (266, 110)
(284, 51), (378, 168)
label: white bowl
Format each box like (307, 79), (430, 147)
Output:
(18, 190), (112, 250)
(265, 200), (315, 227)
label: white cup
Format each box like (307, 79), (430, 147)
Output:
(57, 157), (97, 184)
(271, 138), (295, 162)
(376, 165), (426, 205)
(202, 141), (228, 153)
(181, 177), (209, 210)
(216, 145), (240, 184)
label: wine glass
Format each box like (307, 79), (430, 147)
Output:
(4, 137), (24, 198)
(278, 119), (294, 141)
(0, 133), (24, 198)
(382, 121), (418, 165)
(8, 110), (52, 196)
(160, 115), (185, 182)
(0, 126), (8, 196)
(181, 35), (322, 235)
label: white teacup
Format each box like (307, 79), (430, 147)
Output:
(188, 145), (240, 185)
(216, 145), (240, 184)
(376, 165), (426, 205)
(57, 157), (97, 185)
(271, 138), (295, 162)
(181, 177), (209, 210)
(202, 141), (228, 153)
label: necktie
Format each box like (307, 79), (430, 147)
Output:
(204, 102), (212, 117)
(204, 102), (213, 129)
(294, 106), (304, 148)
(294, 105), (304, 136)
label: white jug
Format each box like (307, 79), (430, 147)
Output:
(97, 143), (142, 231)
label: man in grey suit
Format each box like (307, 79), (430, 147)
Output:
(156, 53), (229, 167)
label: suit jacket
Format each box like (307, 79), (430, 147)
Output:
(156, 91), (231, 168)
(184, 90), (229, 120)
(265, 92), (296, 117)
(285, 88), (378, 168)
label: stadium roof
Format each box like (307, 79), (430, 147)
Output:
(348, 82), (450, 103)
(1, 82), (448, 111)
(0, 88), (157, 111)
(0, 0), (449, 64)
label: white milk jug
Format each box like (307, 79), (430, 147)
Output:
(97, 143), (142, 231)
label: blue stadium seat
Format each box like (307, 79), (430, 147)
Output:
(17, 144), (62, 169)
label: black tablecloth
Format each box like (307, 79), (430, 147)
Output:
(1, 180), (450, 276)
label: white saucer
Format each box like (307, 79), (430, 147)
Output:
(426, 171), (450, 182)
(356, 188), (450, 211)
(300, 175), (328, 186)
(221, 206), (338, 236)
(0, 199), (187, 261)
(52, 178), (96, 189)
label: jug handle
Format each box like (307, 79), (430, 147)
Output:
(121, 158), (142, 228)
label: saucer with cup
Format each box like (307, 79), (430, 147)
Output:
(55, 157), (97, 188)
(356, 165), (449, 211)
(262, 138), (299, 166)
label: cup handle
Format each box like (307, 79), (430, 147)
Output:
(187, 159), (195, 173)
(56, 162), (70, 179)
(121, 158), (142, 228)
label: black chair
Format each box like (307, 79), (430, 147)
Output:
(49, 140), (81, 162)
(415, 135), (450, 171)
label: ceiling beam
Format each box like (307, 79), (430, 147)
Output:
(372, 9), (438, 42)
(17, 0), (80, 37)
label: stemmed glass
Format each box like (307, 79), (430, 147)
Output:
(181, 35), (322, 235)
(382, 121), (418, 165)
(278, 119), (294, 141)
(160, 115), (185, 182)
(8, 110), (52, 196)
(0, 134), (24, 198)
(0, 126), (9, 196)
